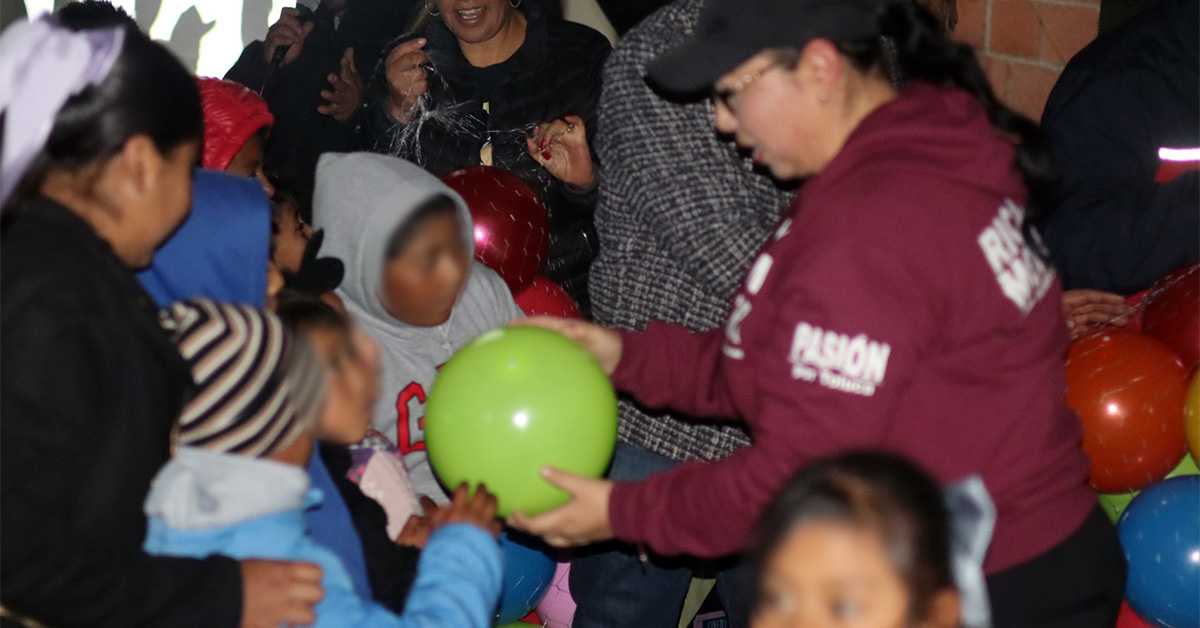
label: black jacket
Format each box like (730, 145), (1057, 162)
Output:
(1040, 0), (1199, 294)
(363, 3), (610, 314)
(0, 199), (242, 627)
(318, 442), (419, 614)
(225, 0), (418, 209)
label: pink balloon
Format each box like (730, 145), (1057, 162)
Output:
(536, 562), (576, 628)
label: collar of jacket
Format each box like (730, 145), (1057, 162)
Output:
(424, 1), (551, 79)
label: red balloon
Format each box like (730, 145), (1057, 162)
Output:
(515, 276), (581, 319)
(1116, 602), (1155, 628)
(1066, 330), (1189, 492)
(442, 166), (550, 294)
(1143, 261), (1200, 373)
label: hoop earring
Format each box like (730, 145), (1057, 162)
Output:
(425, 1), (440, 16)
(510, 0), (522, 7)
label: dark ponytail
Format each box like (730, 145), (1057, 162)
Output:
(837, 1), (1058, 256)
(4, 23), (203, 212)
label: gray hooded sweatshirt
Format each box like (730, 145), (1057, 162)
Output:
(313, 152), (519, 501)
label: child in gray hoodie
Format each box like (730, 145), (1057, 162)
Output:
(313, 152), (521, 503)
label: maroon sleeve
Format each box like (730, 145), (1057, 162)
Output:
(610, 323), (741, 420)
(607, 241), (939, 557)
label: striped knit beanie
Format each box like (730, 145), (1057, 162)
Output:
(163, 299), (326, 458)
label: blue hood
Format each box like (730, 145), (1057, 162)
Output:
(138, 169), (270, 307)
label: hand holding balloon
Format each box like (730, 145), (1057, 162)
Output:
(510, 317), (622, 375)
(527, 115), (594, 190)
(394, 496), (441, 548)
(507, 468), (614, 548)
(432, 483), (503, 539)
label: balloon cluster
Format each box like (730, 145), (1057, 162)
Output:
(1066, 262), (1199, 628)
(442, 166), (551, 296)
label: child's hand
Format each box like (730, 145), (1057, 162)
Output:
(430, 483), (502, 538)
(395, 496), (441, 548)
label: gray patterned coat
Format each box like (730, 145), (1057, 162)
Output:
(588, 0), (792, 463)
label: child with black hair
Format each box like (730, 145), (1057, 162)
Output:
(196, 77), (276, 197)
(270, 184), (313, 276)
(312, 152), (520, 503)
(751, 452), (980, 628)
(275, 289), (425, 613)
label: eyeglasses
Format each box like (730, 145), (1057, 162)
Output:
(712, 65), (780, 110)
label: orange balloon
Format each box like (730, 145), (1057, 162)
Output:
(1066, 330), (1188, 492)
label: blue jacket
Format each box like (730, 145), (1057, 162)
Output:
(306, 445), (373, 601)
(137, 169), (271, 307)
(143, 448), (503, 628)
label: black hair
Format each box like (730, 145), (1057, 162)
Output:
(778, 1), (1057, 257)
(274, 289), (350, 333)
(385, 193), (460, 259)
(269, 172), (313, 226)
(55, 1), (137, 29)
(751, 452), (954, 622)
(4, 23), (203, 213)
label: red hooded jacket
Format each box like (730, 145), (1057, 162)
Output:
(607, 83), (1096, 575)
(196, 78), (273, 171)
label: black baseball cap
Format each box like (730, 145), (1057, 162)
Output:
(647, 0), (887, 95)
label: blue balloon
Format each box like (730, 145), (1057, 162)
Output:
(1118, 475), (1199, 628)
(495, 531), (556, 625)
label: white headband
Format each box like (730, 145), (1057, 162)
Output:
(0, 17), (125, 208)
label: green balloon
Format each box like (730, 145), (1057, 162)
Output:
(1097, 455), (1200, 524)
(426, 326), (618, 518)
(1098, 491), (1136, 524)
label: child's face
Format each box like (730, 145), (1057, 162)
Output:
(266, 260), (285, 311)
(309, 324), (374, 444)
(272, 200), (311, 275)
(753, 521), (912, 628)
(381, 214), (470, 327)
(225, 133), (275, 198)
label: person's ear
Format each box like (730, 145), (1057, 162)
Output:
(924, 588), (962, 628)
(796, 38), (843, 97)
(119, 134), (165, 200)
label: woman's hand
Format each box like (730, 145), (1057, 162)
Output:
(263, 7), (315, 67)
(510, 316), (622, 375)
(1062, 289), (1131, 338)
(527, 115), (595, 190)
(318, 48), (363, 122)
(384, 38), (430, 123)
(507, 468), (615, 548)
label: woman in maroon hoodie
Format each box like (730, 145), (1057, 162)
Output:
(508, 0), (1126, 625)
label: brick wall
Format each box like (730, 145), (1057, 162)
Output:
(954, 0), (1101, 120)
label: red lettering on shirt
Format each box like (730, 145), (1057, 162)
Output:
(396, 382), (428, 454)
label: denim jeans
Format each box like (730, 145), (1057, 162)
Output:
(569, 443), (751, 628)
